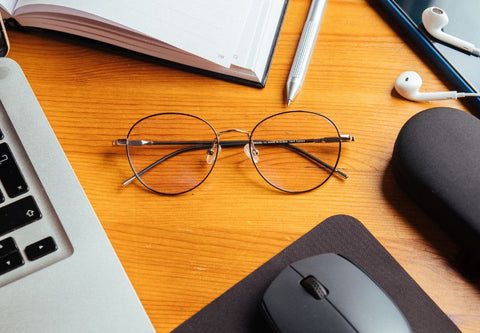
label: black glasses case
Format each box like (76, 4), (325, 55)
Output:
(392, 107), (480, 259)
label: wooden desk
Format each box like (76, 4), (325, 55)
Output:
(5, 0), (479, 331)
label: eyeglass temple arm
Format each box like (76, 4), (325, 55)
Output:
(113, 135), (354, 185)
(118, 145), (211, 186)
(278, 143), (349, 179)
(115, 141), (252, 186)
(224, 137), (351, 178)
(113, 135), (354, 147)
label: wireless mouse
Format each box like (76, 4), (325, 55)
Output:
(262, 253), (411, 333)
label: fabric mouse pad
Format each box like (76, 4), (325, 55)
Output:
(173, 215), (459, 332)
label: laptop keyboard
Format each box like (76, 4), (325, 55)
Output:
(0, 128), (59, 276)
(0, 142), (41, 232)
(0, 141), (29, 197)
(0, 110), (72, 286)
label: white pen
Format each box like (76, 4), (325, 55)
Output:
(286, 0), (327, 105)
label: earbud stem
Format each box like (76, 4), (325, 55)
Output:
(434, 31), (478, 55)
(458, 92), (480, 98)
(414, 91), (458, 101)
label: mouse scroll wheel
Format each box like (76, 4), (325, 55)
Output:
(300, 276), (329, 300)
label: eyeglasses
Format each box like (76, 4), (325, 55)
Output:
(113, 111), (354, 195)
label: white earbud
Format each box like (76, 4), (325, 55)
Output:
(422, 7), (480, 56)
(394, 71), (480, 102)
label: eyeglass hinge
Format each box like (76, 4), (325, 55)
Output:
(112, 139), (127, 146)
(340, 134), (355, 142)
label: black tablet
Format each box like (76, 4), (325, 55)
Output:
(372, 0), (480, 114)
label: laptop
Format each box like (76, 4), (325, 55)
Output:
(0, 57), (154, 331)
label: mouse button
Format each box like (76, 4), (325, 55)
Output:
(326, 262), (411, 332)
(263, 265), (302, 304)
(291, 253), (341, 285)
(292, 253), (376, 296)
(263, 266), (356, 333)
(298, 255), (410, 333)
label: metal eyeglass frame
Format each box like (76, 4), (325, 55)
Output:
(113, 110), (354, 195)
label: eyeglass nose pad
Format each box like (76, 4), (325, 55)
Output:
(243, 143), (259, 163)
(206, 142), (221, 164)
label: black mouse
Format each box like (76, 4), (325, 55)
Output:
(261, 253), (411, 333)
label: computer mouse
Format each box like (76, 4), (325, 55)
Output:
(261, 253), (411, 333)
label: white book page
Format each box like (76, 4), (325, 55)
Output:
(250, 0), (285, 80)
(13, 0), (253, 67)
(0, 0), (18, 15)
(233, 0), (269, 68)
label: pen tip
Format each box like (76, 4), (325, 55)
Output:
(287, 99), (292, 106)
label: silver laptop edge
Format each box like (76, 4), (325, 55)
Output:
(0, 58), (154, 332)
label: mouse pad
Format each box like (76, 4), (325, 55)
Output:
(173, 215), (460, 332)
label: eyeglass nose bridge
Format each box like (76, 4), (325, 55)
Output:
(218, 128), (250, 136)
(205, 129), (259, 164)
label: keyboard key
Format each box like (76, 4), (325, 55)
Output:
(25, 237), (57, 261)
(0, 237), (18, 258)
(0, 143), (29, 198)
(0, 251), (24, 276)
(0, 196), (42, 237)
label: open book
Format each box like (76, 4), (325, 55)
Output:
(0, 0), (289, 87)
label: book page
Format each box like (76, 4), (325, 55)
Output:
(250, 0), (286, 81)
(0, 0), (18, 15)
(233, 0), (269, 68)
(14, 0), (253, 67)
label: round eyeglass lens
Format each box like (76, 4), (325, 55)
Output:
(249, 111), (341, 193)
(126, 113), (218, 194)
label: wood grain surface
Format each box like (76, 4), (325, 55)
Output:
(5, 0), (480, 331)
